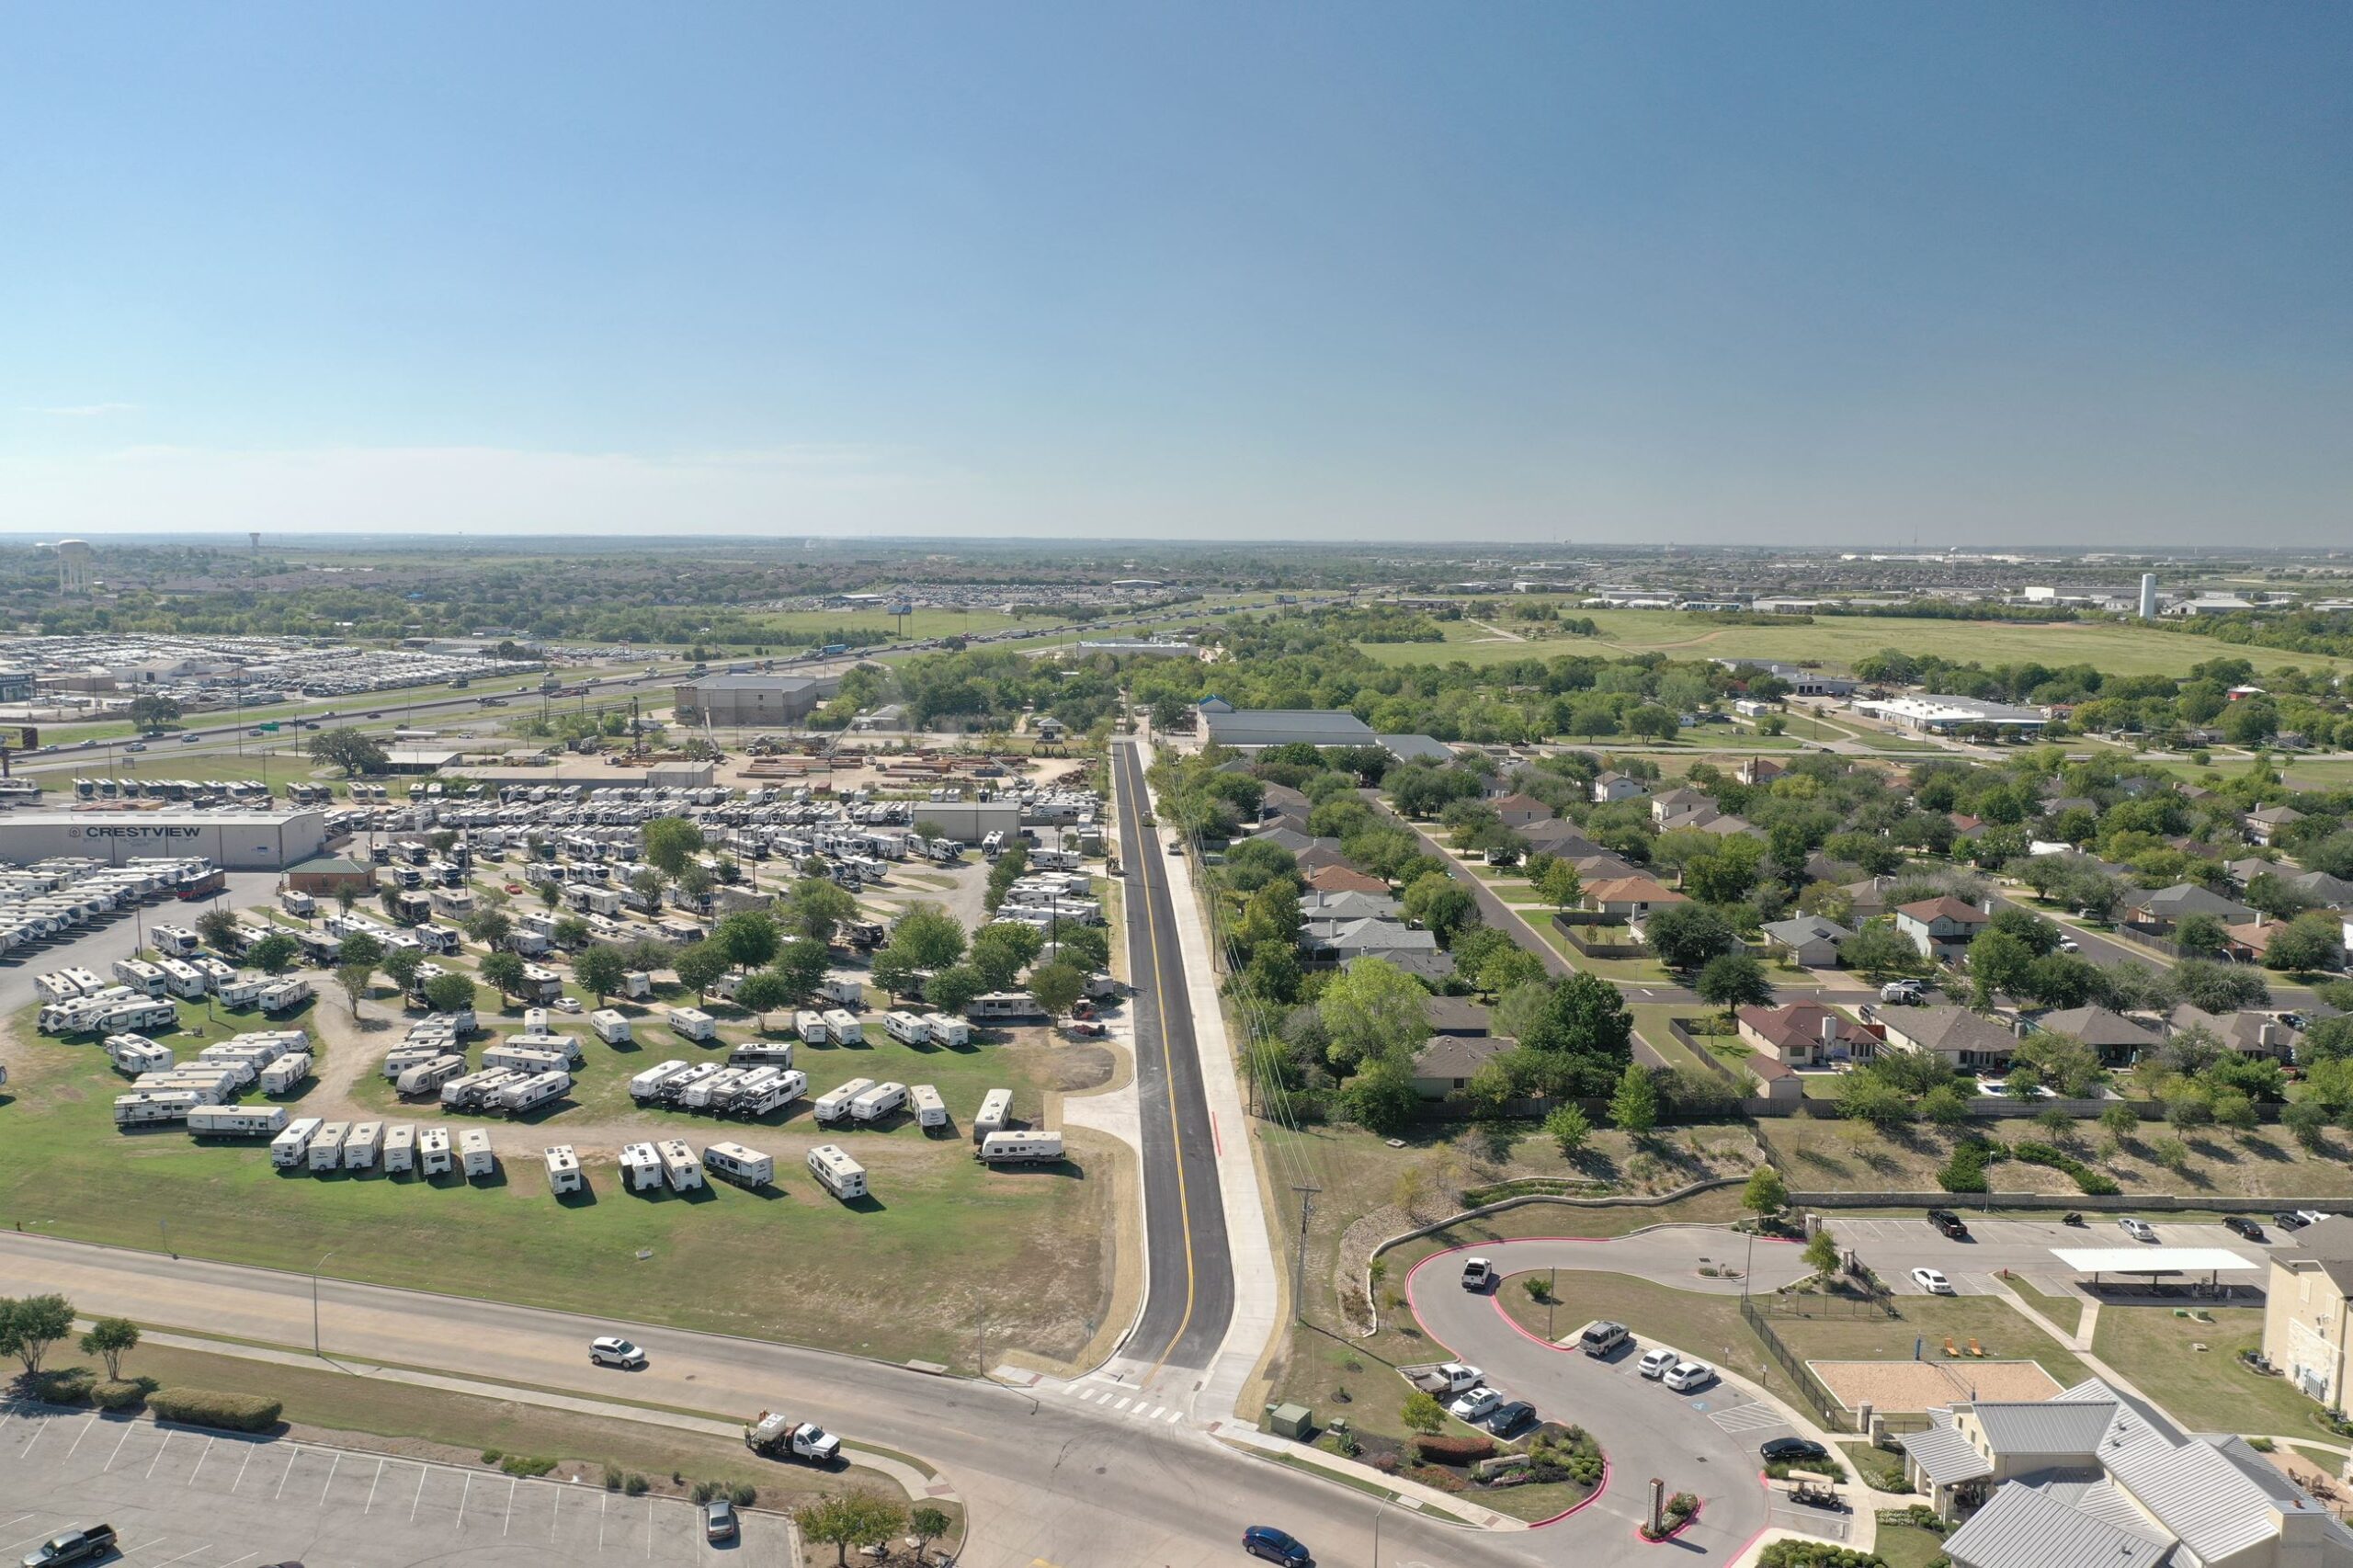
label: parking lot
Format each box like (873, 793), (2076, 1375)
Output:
(1831, 1215), (2290, 1298)
(0, 1402), (787, 1567)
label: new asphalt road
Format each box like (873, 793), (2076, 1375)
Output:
(1107, 736), (1234, 1383)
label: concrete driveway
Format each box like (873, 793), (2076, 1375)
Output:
(1404, 1228), (1823, 1562)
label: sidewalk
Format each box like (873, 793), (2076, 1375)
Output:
(1133, 739), (1284, 1426)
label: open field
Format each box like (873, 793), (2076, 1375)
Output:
(0, 992), (1117, 1370)
(751, 607), (1028, 642)
(2090, 1304), (2325, 1438)
(1355, 609), (2353, 678)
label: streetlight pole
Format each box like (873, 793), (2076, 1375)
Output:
(312, 1246), (340, 1358)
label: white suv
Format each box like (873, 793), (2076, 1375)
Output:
(589, 1335), (646, 1369)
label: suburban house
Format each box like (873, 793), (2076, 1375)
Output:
(1423, 995), (1491, 1037)
(2028, 1006), (2159, 1068)
(1591, 771), (1648, 803)
(1735, 756), (1786, 786)
(1258, 782), (1313, 828)
(1736, 1003), (1873, 1067)
(1880, 1006), (2018, 1071)
(1351, 949), (1456, 985)
(1491, 792), (1553, 829)
(2168, 1004), (2303, 1062)
(1199, 703), (1378, 752)
(2121, 882), (2257, 935)
(1582, 876), (1687, 922)
(1902, 1375), (2347, 1568)
(1302, 864), (1390, 896)
(1894, 895), (1991, 963)
(1761, 915), (1854, 967)
(1411, 1035), (1513, 1098)
(2265, 1217), (2353, 1408)
(1517, 821), (1607, 860)
(1298, 890), (1401, 924)
(2248, 804), (2307, 847)
(1650, 787), (1715, 827)
(1302, 917), (1439, 967)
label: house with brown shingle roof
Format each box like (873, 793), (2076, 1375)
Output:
(1895, 895), (1990, 963)
(1303, 864), (1389, 896)
(1583, 876), (1687, 921)
(1491, 792), (1553, 829)
(1737, 1003), (1873, 1067)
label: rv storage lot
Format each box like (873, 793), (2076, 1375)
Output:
(0, 991), (1118, 1370)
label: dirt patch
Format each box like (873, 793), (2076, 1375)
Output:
(1809, 1358), (2062, 1413)
(1033, 1040), (1114, 1093)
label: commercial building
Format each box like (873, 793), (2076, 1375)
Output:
(2265, 1217), (2353, 1408)
(902, 800), (1020, 845)
(283, 853), (375, 899)
(672, 674), (840, 728)
(0, 808), (326, 869)
(1196, 699), (1376, 752)
(1852, 695), (2049, 734)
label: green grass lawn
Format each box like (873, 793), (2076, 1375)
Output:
(2007, 1277), (2085, 1336)
(752, 607), (1026, 642)
(2091, 1305), (2325, 1438)
(1875, 1519), (1952, 1568)
(0, 996), (1113, 1370)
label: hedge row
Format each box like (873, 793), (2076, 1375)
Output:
(1757, 1543), (1892, 1568)
(2008, 1139), (2122, 1196)
(146, 1388), (283, 1432)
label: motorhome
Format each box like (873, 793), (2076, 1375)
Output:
(459, 1127), (495, 1177)
(849, 1080), (907, 1123)
(187, 1103), (288, 1139)
(656, 1139), (704, 1191)
(270, 1116), (324, 1166)
(703, 1141), (774, 1188)
(589, 1009), (631, 1046)
(309, 1121), (350, 1170)
(882, 1010), (929, 1046)
(418, 1125), (452, 1176)
(821, 1007), (863, 1043)
(381, 1122), (416, 1173)
(668, 1007), (716, 1043)
(978, 1130), (1065, 1165)
(972, 1088), (1014, 1142)
(811, 1076), (876, 1123)
(619, 1142), (664, 1191)
(910, 1083), (948, 1130)
(544, 1144), (584, 1195)
(806, 1142), (868, 1201)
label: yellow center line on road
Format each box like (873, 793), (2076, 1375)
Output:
(1120, 741), (1199, 1385)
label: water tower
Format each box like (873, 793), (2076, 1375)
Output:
(55, 540), (94, 595)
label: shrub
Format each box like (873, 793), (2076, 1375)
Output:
(729, 1483), (757, 1506)
(30, 1368), (96, 1404)
(92, 1380), (145, 1412)
(482, 1449), (503, 1463)
(499, 1454), (555, 1477)
(604, 1463), (624, 1491)
(1758, 1543), (1893, 1567)
(691, 1479), (717, 1504)
(2009, 1139), (2120, 1195)
(147, 1388), (282, 1432)
(623, 1472), (650, 1496)
(1413, 1433), (1497, 1466)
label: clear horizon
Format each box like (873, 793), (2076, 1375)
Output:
(3, 3), (2347, 545)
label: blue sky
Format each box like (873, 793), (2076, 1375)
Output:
(2, 2), (2347, 543)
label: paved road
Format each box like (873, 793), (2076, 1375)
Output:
(1985, 891), (2324, 1018)
(0, 869), (283, 1016)
(1, 1402), (782, 1568)
(1106, 738), (1234, 1385)
(1405, 1229), (1823, 1560)
(0, 1233), (1549, 1568)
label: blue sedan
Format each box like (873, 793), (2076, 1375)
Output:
(1243, 1525), (1311, 1565)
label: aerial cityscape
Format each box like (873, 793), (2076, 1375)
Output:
(2, 6), (2351, 1568)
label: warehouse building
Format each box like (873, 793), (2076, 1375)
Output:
(0, 808), (327, 869)
(1196, 699), (1377, 752)
(673, 674), (840, 728)
(904, 800), (1022, 845)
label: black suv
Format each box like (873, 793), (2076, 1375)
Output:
(1927, 1209), (1970, 1239)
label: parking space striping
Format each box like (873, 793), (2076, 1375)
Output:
(363, 1456), (384, 1512)
(149, 1546), (213, 1568)
(186, 1436), (214, 1486)
(318, 1449), (341, 1504)
(274, 1445), (302, 1500)
(145, 1429), (175, 1480)
(503, 1476), (517, 1536)
(230, 1441), (254, 1494)
(410, 1460), (430, 1521)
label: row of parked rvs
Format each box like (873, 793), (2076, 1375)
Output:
(1, 855), (221, 953)
(627, 1059), (808, 1118)
(270, 1116), (498, 1178)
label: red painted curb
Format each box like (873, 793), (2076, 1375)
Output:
(1634, 1499), (1701, 1543)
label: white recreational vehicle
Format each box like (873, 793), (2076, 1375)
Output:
(910, 1083), (948, 1130)
(459, 1127), (495, 1177)
(259, 1051), (313, 1096)
(811, 1076), (876, 1123)
(806, 1143), (867, 1201)
(418, 1125), (453, 1176)
(882, 1010), (929, 1045)
(849, 1080), (907, 1123)
(703, 1141), (774, 1188)
(628, 1059), (692, 1103)
(794, 1010), (829, 1044)
(113, 1091), (199, 1126)
(821, 1007), (862, 1043)
(668, 1007), (716, 1043)
(187, 1103), (288, 1139)
(589, 1009), (631, 1046)
(656, 1139), (705, 1191)
(345, 1121), (383, 1169)
(978, 1130), (1066, 1165)
(544, 1144), (584, 1195)
(972, 1088), (1014, 1142)
(495, 1071), (571, 1115)
(381, 1122), (416, 1173)
(270, 1116), (324, 1166)
(309, 1121), (350, 1170)
(619, 1142), (664, 1191)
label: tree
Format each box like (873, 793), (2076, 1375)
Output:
(248, 932), (299, 975)
(1401, 1390), (1448, 1435)
(772, 937), (833, 1007)
(335, 960), (376, 1014)
(196, 908), (242, 952)
(779, 878), (858, 945)
(870, 943), (931, 999)
(1318, 958), (1430, 1073)
(424, 971), (477, 1015)
(574, 944), (628, 1005)
(1609, 1062), (1658, 1136)
(126, 693), (183, 730)
(0, 1294), (74, 1377)
(1839, 920), (1926, 979)
(1028, 959), (1086, 1022)
(1340, 1050), (1421, 1136)
(551, 915), (590, 949)
(537, 879), (563, 911)
(642, 815), (705, 876)
(2099, 1102), (2140, 1142)
(1641, 903), (1736, 971)
(628, 866), (666, 911)
(1400, 872), (1479, 947)
(908, 1505), (952, 1564)
(797, 1490), (907, 1568)
(465, 907), (513, 949)
(968, 922), (1045, 991)
(1695, 952), (1773, 1023)
(1802, 1230), (1841, 1278)
(733, 971), (794, 1028)
(1477, 946), (1548, 999)
(305, 727), (391, 777)
(1536, 860), (1584, 913)
(336, 932), (384, 971)
(1044, 919), (1111, 972)
(672, 941), (731, 1004)
(1743, 1165), (1788, 1218)
(2172, 959), (2269, 1013)
(924, 963), (987, 1017)
(1922, 1083), (1972, 1127)
(1967, 928), (2036, 1010)
(479, 951), (527, 999)
(2174, 912), (2229, 960)
(1461, 1060), (1516, 1119)
(380, 945), (423, 993)
(888, 903), (968, 971)
(79, 1316), (139, 1381)
(2267, 912), (2347, 974)
(1544, 1103), (1592, 1157)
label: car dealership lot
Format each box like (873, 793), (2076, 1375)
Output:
(1, 1402), (780, 1567)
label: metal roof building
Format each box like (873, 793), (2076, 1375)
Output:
(0, 807), (325, 869)
(1198, 706), (1376, 752)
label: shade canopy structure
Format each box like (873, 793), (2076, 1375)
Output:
(2050, 1246), (2260, 1288)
